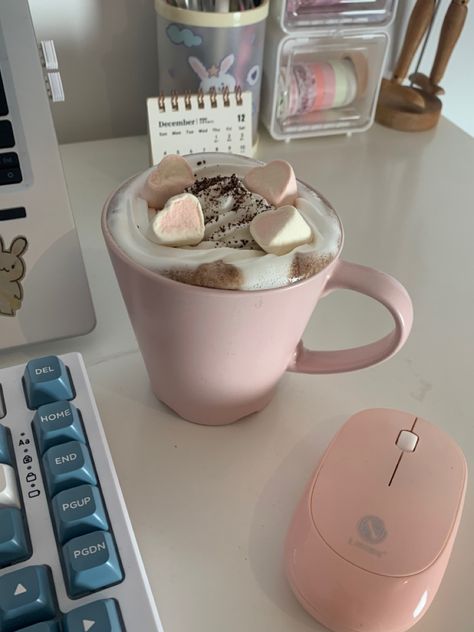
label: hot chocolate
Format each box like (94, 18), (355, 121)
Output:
(105, 153), (342, 291)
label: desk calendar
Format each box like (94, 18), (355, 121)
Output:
(147, 89), (253, 164)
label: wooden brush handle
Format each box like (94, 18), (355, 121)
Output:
(430, 0), (469, 86)
(393, 0), (436, 83)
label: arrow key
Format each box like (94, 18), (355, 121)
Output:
(63, 599), (124, 631)
(0, 565), (57, 631)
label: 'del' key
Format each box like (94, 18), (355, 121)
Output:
(23, 356), (74, 409)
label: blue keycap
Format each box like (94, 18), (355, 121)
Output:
(42, 441), (97, 496)
(23, 356), (74, 409)
(63, 599), (124, 632)
(0, 423), (13, 465)
(33, 401), (86, 454)
(0, 565), (57, 632)
(0, 507), (30, 567)
(52, 484), (108, 544)
(62, 531), (123, 598)
(17, 621), (60, 632)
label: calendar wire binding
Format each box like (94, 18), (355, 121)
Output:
(157, 86), (243, 113)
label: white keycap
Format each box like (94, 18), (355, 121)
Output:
(0, 463), (20, 508)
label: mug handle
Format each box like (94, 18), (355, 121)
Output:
(287, 260), (413, 374)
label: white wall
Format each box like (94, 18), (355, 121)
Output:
(29, 0), (158, 143)
(29, 0), (473, 142)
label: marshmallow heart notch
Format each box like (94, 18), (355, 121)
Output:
(141, 154), (195, 210)
(150, 193), (204, 247)
(250, 205), (313, 256)
(243, 160), (298, 207)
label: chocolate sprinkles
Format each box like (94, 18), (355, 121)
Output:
(185, 174), (274, 250)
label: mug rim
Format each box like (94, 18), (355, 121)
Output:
(101, 153), (345, 296)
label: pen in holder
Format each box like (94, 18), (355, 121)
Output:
(155, 0), (269, 144)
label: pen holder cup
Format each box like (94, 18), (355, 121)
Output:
(155, 0), (269, 144)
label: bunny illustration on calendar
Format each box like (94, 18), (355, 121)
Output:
(188, 54), (237, 93)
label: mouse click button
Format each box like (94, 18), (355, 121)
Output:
(396, 430), (419, 452)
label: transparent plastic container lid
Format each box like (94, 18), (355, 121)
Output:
(284, 0), (395, 29)
(274, 32), (388, 138)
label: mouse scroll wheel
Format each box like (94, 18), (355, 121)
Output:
(396, 430), (419, 452)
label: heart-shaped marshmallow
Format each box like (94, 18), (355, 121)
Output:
(150, 193), (204, 247)
(250, 205), (313, 256)
(141, 155), (195, 210)
(243, 160), (297, 207)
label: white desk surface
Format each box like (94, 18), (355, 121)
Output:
(2, 120), (473, 632)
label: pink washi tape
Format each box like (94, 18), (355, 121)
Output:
(282, 58), (357, 117)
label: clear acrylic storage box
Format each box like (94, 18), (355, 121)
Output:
(271, 0), (396, 31)
(260, 24), (388, 140)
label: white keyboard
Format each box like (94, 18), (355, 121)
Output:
(0, 352), (163, 632)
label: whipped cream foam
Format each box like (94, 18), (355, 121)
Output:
(187, 173), (273, 250)
(106, 154), (342, 291)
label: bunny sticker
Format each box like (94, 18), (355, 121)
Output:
(0, 235), (28, 317)
(188, 54), (236, 93)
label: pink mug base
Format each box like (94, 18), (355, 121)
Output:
(152, 384), (277, 426)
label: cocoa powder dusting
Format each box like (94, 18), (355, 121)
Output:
(164, 260), (243, 290)
(290, 252), (333, 284)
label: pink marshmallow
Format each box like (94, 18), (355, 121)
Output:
(141, 155), (195, 210)
(151, 193), (204, 247)
(243, 160), (298, 207)
(250, 205), (313, 256)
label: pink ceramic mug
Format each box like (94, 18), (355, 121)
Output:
(102, 154), (413, 426)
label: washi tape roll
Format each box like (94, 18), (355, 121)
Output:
(281, 57), (358, 117)
(330, 59), (357, 108)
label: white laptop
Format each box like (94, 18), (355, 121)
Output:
(0, 0), (95, 350)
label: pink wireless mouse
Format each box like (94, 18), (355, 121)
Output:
(285, 408), (467, 632)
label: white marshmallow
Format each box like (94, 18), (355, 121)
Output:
(243, 160), (297, 207)
(141, 154), (195, 210)
(150, 193), (204, 247)
(250, 205), (313, 256)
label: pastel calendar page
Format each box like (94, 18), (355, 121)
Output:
(147, 90), (253, 163)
